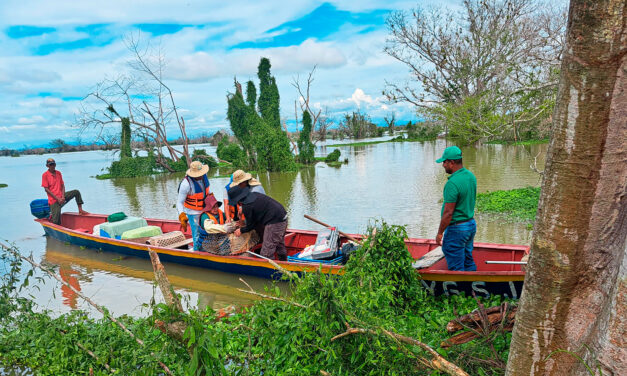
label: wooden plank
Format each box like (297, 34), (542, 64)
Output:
(412, 246), (444, 269)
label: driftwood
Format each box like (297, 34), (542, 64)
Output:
(0, 241), (174, 376)
(446, 304), (517, 333)
(331, 323), (469, 376)
(441, 302), (517, 349)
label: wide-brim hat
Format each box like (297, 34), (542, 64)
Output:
(187, 160), (209, 177)
(229, 169), (253, 188)
(436, 146), (463, 163)
(203, 193), (222, 209)
(249, 178), (261, 186)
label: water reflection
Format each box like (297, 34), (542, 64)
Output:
(42, 237), (276, 316)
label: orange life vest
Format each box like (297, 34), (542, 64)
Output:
(224, 198), (245, 221)
(183, 176), (211, 211)
(205, 209), (226, 225)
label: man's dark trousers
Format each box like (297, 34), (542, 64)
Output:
(260, 221), (288, 260)
(49, 190), (84, 225)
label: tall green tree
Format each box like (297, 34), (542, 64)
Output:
(226, 58), (295, 172)
(257, 58), (281, 130)
(297, 110), (315, 164)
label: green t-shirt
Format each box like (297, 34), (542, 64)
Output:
(441, 168), (477, 223)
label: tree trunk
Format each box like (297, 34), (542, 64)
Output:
(506, 1), (626, 375)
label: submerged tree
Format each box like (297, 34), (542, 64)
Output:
(226, 58), (295, 172)
(297, 110), (315, 164)
(120, 117), (132, 159)
(506, 0), (626, 374)
(78, 34), (191, 170)
(384, 0), (566, 142)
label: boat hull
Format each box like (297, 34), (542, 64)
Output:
(37, 213), (527, 298)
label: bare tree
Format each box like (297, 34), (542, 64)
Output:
(506, 0), (626, 374)
(384, 0), (566, 139)
(292, 66), (324, 144)
(77, 33), (191, 170)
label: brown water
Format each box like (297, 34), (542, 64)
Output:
(0, 139), (545, 317)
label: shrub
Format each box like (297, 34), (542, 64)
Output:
(325, 148), (341, 163)
(217, 138), (247, 167)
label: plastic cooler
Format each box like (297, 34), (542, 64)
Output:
(30, 199), (50, 219)
(99, 217), (147, 239)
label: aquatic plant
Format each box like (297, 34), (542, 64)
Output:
(476, 187), (540, 222)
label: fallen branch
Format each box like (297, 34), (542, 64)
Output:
(245, 251), (296, 279)
(148, 249), (183, 312)
(238, 278), (306, 308)
(331, 324), (469, 376)
(0, 241), (174, 376)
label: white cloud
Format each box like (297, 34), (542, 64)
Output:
(18, 115), (46, 124)
(42, 97), (65, 107)
(164, 38), (346, 82)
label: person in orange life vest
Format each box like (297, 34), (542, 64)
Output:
(198, 193), (237, 254)
(176, 161), (211, 251)
(42, 158), (88, 225)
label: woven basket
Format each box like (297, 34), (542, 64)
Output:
(229, 230), (260, 255)
(148, 231), (189, 248)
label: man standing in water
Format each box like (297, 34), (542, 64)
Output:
(42, 158), (88, 225)
(435, 146), (477, 271)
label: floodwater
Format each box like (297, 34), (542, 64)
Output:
(0, 139), (545, 317)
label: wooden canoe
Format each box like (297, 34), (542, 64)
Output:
(36, 213), (528, 298)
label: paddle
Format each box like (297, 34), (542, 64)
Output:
(303, 214), (362, 245)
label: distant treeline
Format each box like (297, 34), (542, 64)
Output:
(0, 132), (228, 157)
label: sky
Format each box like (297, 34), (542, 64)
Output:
(0, 0), (457, 149)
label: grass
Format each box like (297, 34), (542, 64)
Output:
(476, 186), (540, 222)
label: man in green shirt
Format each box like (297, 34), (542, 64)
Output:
(435, 146), (477, 271)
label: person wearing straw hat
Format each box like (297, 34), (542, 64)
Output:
(176, 160), (211, 251)
(41, 157), (89, 225)
(230, 185), (288, 261)
(435, 146), (477, 271)
(229, 169), (265, 194)
(225, 169), (265, 221)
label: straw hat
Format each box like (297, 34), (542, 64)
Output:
(186, 161), (209, 178)
(229, 169), (253, 188)
(249, 178), (261, 186)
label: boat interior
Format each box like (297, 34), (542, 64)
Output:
(52, 213), (528, 273)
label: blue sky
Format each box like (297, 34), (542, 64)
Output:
(0, 0), (452, 149)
